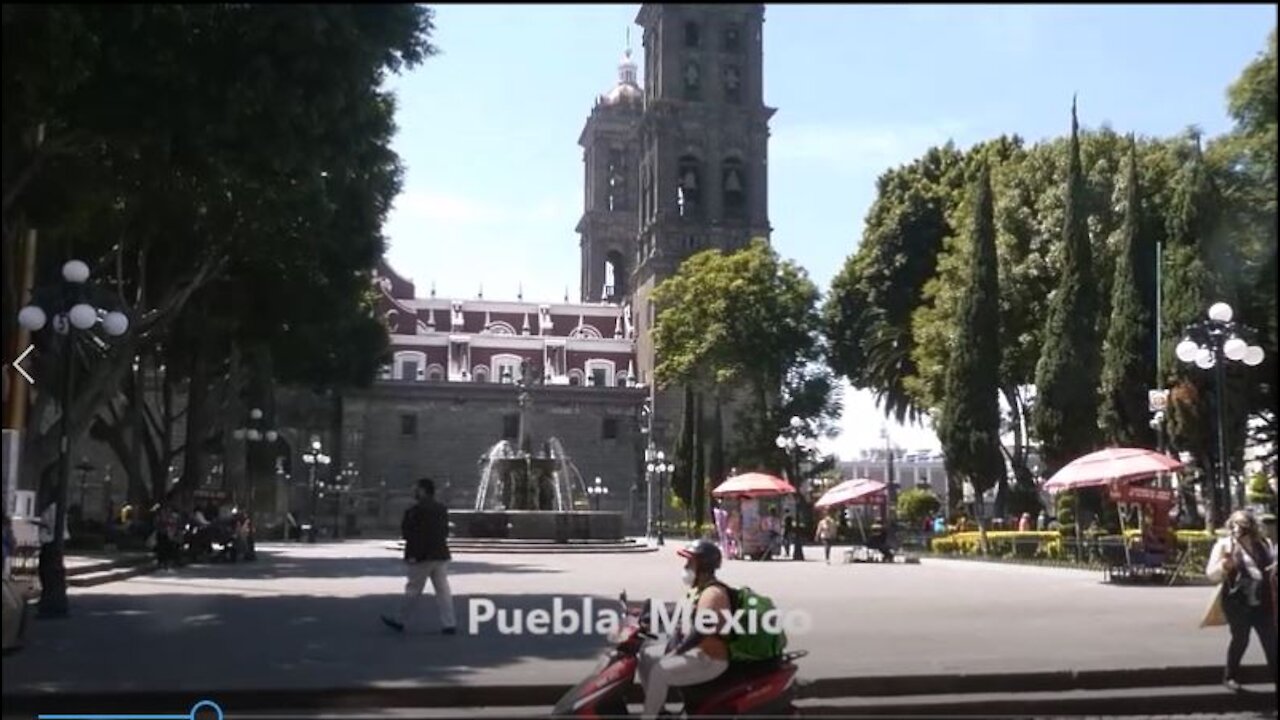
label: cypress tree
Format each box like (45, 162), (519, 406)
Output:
(1033, 98), (1102, 475)
(1099, 137), (1157, 447)
(938, 161), (1006, 515)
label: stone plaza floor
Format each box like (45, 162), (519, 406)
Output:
(1, 539), (1269, 695)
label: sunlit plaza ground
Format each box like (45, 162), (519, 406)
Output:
(2, 540), (1268, 696)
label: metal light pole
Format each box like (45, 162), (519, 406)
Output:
(301, 436), (331, 543)
(75, 458), (94, 518)
(1175, 302), (1265, 527)
(646, 451), (674, 545)
(17, 259), (129, 619)
(775, 415), (812, 561)
(588, 476), (609, 511)
(233, 408), (278, 523)
(881, 425), (897, 524)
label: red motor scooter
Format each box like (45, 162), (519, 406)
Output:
(552, 592), (806, 718)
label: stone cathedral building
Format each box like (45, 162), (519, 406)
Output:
(328, 4), (776, 533)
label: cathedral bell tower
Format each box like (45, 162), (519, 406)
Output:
(577, 42), (644, 304)
(630, 3), (775, 388)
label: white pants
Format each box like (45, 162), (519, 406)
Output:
(397, 560), (456, 630)
(638, 643), (729, 719)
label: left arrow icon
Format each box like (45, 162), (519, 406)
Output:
(12, 344), (34, 385)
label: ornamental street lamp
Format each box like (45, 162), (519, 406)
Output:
(646, 451), (675, 546)
(587, 476), (610, 511)
(75, 458), (94, 519)
(232, 407), (279, 521)
(18, 259), (129, 619)
(333, 461), (360, 539)
(775, 415), (814, 560)
(301, 436), (331, 543)
(1175, 302), (1265, 526)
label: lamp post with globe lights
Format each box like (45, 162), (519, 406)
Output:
(1174, 302), (1265, 525)
(776, 415), (816, 560)
(301, 437), (331, 542)
(588, 476), (610, 511)
(17, 259), (129, 618)
(646, 451), (675, 545)
(232, 408), (278, 521)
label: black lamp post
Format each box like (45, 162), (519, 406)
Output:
(1175, 302), (1265, 527)
(75, 458), (94, 519)
(301, 436), (331, 542)
(775, 415), (813, 560)
(17, 259), (130, 619)
(646, 452), (674, 545)
(587, 476), (609, 511)
(232, 408), (278, 521)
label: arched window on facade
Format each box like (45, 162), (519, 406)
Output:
(607, 149), (625, 212)
(472, 366), (489, 383)
(605, 250), (627, 300)
(683, 61), (701, 101)
(425, 364), (445, 382)
(685, 21), (700, 48)
(677, 156), (701, 218)
(723, 158), (746, 218)
(393, 351), (427, 381)
(723, 64), (741, 104)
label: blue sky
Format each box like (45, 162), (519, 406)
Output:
(381, 3), (1275, 459)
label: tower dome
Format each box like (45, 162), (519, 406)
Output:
(601, 47), (642, 106)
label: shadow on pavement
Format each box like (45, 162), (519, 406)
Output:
(147, 550), (562, 581)
(2, 589), (615, 696)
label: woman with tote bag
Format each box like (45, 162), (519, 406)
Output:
(1203, 510), (1278, 691)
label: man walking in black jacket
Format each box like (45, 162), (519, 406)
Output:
(381, 478), (456, 635)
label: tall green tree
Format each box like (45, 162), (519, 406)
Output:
(825, 145), (966, 424)
(937, 163), (1006, 514)
(653, 238), (830, 469)
(1209, 28), (1277, 473)
(1099, 138), (1157, 448)
(1033, 99), (1102, 476)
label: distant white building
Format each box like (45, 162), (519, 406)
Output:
(838, 447), (1043, 517)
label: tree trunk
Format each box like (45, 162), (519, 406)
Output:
(709, 394), (726, 492)
(178, 321), (210, 503)
(691, 390), (705, 534)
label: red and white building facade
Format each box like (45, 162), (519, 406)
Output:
(374, 263), (639, 390)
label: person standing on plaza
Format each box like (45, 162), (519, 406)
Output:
(815, 511), (838, 564)
(382, 478), (456, 635)
(1204, 510), (1277, 691)
(782, 512), (795, 557)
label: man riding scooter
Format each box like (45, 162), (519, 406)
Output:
(638, 539), (732, 719)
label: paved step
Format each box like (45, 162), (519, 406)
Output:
(387, 540), (658, 554)
(67, 560), (157, 587)
(65, 554), (152, 578)
(53, 685), (1274, 719)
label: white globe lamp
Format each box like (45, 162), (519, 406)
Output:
(1208, 302), (1233, 323)
(61, 260), (90, 284)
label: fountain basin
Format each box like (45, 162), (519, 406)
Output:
(449, 510), (625, 541)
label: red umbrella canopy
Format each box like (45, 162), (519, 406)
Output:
(1042, 447), (1184, 494)
(814, 478), (887, 509)
(712, 472), (796, 498)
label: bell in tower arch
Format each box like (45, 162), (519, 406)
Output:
(724, 168), (742, 193)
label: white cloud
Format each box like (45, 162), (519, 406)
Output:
(388, 189), (507, 225)
(770, 122), (970, 173)
(818, 381), (941, 461)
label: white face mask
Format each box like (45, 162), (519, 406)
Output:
(682, 568), (696, 587)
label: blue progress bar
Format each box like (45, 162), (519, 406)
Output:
(39, 700), (223, 720)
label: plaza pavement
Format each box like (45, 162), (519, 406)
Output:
(1, 539), (1270, 697)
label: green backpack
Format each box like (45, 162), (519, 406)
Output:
(712, 583), (787, 662)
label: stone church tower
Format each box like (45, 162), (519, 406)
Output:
(578, 4), (774, 445)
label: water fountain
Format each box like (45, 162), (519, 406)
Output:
(447, 370), (627, 543)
